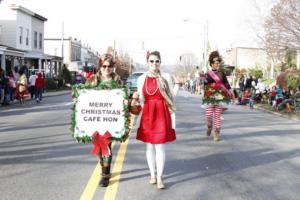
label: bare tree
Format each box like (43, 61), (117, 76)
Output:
(262, 0), (300, 75)
(265, 0), (300, 50)
(111, 45), (134, 78)
(172, 53), (198, 81)
(246, 0), (282, 78)
(114, 52), (132, 79)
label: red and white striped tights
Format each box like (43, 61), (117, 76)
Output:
(205, 105), (222, 129)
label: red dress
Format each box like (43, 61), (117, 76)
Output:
(136, 77), (176, 144)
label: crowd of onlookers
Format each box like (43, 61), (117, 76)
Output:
(0, 65), (45, 106)
(237, 74), (300, 113)
(182, 68), (300, 114)
(184, 66), (205, 95)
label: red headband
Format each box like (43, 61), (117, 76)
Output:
(98, 58), (103, 66)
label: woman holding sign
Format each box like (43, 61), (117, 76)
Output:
(202, 51), (233, 143)
(85, 54), (122, 187)
(134, 51), (180, 189)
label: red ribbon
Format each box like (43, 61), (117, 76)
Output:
(91, 131), (111, 157)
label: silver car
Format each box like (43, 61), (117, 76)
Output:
(126, 72), (144, 96)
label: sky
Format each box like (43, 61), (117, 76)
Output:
(2, 0), (275, 65)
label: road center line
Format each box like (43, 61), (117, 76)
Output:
(80, 142), (115, 200)
(103, 139), (129, 200)
(65, 102), (74, 106)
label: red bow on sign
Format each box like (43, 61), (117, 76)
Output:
(91, 131), (112, 157)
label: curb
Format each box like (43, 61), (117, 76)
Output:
(0, 90), (71, 107)
(254, 105), (300, 121)
(42, 89), (71, 97)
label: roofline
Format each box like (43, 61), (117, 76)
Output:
(33, 13), (47, 22)
(227, 46), (266, 51)
(44, 38), (71, 41)
(0, 44), (27, 52)
(9, 4), (47, 21)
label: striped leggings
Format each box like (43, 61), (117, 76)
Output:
(205, 105), (222, 129)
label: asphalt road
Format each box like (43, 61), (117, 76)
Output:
(1, 89), (300, 200)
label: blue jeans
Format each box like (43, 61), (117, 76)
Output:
(249, 98), (254, 108)
(0, 87), (4, 103)
(35, 88), (43, 100)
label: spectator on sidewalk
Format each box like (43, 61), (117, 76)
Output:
(28, 71), (37, 99)
(194, 66), (201, 94)
(12, 66), (19, 84)
(239, 89), (250, 104)
(238, 74), (245, 92)
(253, 78), (266, 103)
(244, 75), (253, 91)
(7, 71), (16, 102)
(16, 66), (29, 104)
(268, 86), (276, 106)
(277, 89), (294, 112)
(272, 85), (284, 109)
(35, 72), (45, 103)
(0, 68), (5, 104)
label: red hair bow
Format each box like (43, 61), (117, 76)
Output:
(146, 51), (150, 61)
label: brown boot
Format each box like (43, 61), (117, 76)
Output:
(99, 165), (111, 187)
(214, 128), (220, 143)
(99, 157), (104, 167)
(206, 126), (212, 137)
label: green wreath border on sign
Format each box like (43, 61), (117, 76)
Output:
(70, 80), (130, 143)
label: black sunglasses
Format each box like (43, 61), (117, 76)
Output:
(101, 65), (113, 69)
(149, 60), (160, 64)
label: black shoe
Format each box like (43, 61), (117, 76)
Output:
(99, 177), (110, 187)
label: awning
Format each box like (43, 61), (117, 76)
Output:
(24, 51), (54, 59)
(0, 45), (25, 57)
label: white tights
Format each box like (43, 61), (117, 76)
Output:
(146, 143), (165, 178)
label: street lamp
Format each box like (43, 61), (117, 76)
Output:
(183, 18), (209, 72)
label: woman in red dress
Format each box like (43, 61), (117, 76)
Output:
(134, 51), (180, 189)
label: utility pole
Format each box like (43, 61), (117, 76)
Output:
(297, 50), (300, 70)
(183, 18), (208, 72)
(113, 39), (116, 59)
(203, 20), (209, 72)
(203, 23), (206, 71)
(61, 21), (64, 62)
(129, 58), (132, 75)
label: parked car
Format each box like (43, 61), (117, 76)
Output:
(126, 72), (144, 96)
(74, 74), (86, 84)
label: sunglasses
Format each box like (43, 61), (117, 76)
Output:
(101, 65), (113, 69)
(149, 60), (160, 64)
(213, 62), (220, 65)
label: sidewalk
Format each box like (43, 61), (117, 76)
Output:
(254, 103), (300, 121)
(0, 89), (71, 108)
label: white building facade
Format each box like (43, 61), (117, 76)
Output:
(225, 47), (271, 77)
(0, 4), (62, 77)
(45, 37), (99, 73)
